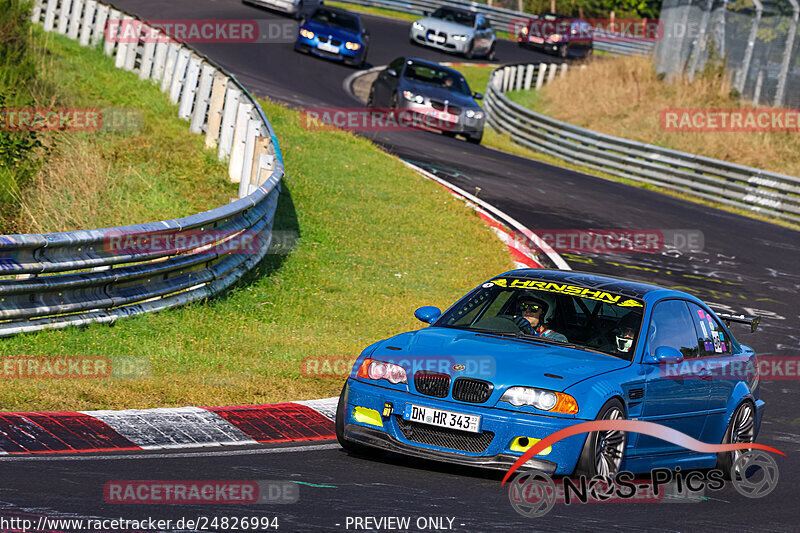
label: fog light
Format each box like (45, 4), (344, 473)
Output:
(353, 406), (383, 427)
(510, 436), (551, 455)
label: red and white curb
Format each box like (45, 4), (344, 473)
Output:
(0, 397), (338, 454)
(400, 160), (570, 271)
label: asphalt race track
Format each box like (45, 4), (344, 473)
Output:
(4, 1), (798, 531)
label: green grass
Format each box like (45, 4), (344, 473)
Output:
(324, 1), (419, 22)
(5, 29), (233, 234)
(0, 34), (514, 411)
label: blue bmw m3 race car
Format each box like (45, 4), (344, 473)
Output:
(336, 269), (764, 478)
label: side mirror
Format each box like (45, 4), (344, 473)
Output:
(386, 68), (398, 77)
(472, 92), (484, 100)
(414, 306), (441, 324)
(645, 346), (685, 365)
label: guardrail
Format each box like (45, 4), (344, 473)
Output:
(0, 0), (285, 337)
(333, 0), (655, 56)
(484, 63), (800, 224)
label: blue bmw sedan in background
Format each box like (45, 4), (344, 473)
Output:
(294, 6), (369, 67)
(336, 269), (764, 478)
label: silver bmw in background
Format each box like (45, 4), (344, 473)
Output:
(243, 0), (319, 19)
(410, 7), (496, 60)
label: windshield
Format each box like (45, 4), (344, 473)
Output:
(430, 7), (476, 27)
(403, 62), (472, 95)
(310, 9), (360, 33)
(435, 277), (646, 360)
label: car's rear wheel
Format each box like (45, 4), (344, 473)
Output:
(575, 398), (626, 477)
(559, 43), (568, 58)
(717, 400), (755, 479)
(335, 383), (382, 456)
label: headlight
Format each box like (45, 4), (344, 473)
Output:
(452, 34), (469, 41)
(520, 26), (529, 35)
(465, 109), (484, 119)
(500, 387), (579, 414)
(412, 21), (425, 31)
(345, 41), (361, 50)
(402, 91), (425, 104)
(299, 29), (314, 39)
(357, 358), (407, 384)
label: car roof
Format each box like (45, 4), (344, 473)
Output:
(495, 268), (671, 300)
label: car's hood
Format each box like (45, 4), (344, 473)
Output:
(416, 17), (474, 35)
(302, 21), (360, 41)
(370, 327), (628, 392)
(399, 79), (477, 108)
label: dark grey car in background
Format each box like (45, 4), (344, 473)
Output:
(367, 57), (486, 144)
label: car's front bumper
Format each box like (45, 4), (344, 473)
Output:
(520, 38), (563, 54)
(341, 378), (586, 475)
(345, 424), (557, 473)
(409, 27), (471, 54)
(396, 100), (485, 136)
(246, 0), (301, 15)
(295, 36), (364, 65)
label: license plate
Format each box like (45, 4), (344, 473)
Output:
(317, 42), (339, 53)
(427, 33), (446, 44)
(404, 404), (480, 433)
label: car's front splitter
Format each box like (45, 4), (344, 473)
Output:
(344, 423), (557, 474)
(343, 378), (586, 475)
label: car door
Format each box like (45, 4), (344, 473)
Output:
(637, 299), (711, 457)
(687, 302), (744, 443)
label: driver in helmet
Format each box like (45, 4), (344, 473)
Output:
(513, 294), (568, 343)
(612, 312), (640, 355)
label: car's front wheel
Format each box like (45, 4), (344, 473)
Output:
(574, 398), (626, 477)
(466, 131), (483, 144)
(335, 383), (380, 455)
(717, 400), (755, 479)
(464, 40), (475, 60)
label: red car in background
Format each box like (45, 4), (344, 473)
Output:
(517, 13), (593, 59)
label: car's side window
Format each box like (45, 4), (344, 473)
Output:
(687, 303), (733, 356)
(647, 300), (700, 359)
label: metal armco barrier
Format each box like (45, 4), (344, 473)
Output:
(484, 64), (800, 225)
(0, 0), (285, 337)
(334, 0), (655, 56)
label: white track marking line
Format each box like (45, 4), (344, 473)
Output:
(0, 443), (340, 462)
